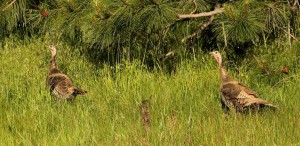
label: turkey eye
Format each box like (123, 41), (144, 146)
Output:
(215, 51), (218, 54)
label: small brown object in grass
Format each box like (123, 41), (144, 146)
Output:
(281, 66), (289, 74)
(140, 99), (151, 131)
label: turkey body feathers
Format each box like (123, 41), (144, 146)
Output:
(46, 45), (86, 101)
(210, 51), (276, 113)
(221, 82), (276, 112)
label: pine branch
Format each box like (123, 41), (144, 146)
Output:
(181, 4), (222, 42)
(178, 4), (224, 19)
(150, 0), (159, 5)
(293, 0), (299, 7)
(181, 15), (215, 42)
(121, 0), (130, 6)
(190, 0), (198, 14)
(278, 25), (299, 41)
(2, 0), (16, 11)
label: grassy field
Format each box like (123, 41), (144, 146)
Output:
(0, 38), (300, 145)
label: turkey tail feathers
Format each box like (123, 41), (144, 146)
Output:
(73, 88), (87, 95)
(238, 91), (277, 109)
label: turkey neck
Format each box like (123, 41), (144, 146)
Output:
(218, 62), (235, 85)
(49, 54), (58, 72)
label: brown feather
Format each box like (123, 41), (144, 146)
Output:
(210, 51), (277, 113)
(46, 45), (86, 101)
(73, 88), (87, 95)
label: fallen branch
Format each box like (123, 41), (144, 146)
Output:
(2, 0), (16, 11)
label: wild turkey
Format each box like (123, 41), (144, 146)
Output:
(46, 45), (87, 101)
(210, 51), (276, 113)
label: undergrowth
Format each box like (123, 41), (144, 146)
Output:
(0, 38), (299, 145)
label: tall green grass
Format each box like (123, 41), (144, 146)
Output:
(0, 38), (299, 145)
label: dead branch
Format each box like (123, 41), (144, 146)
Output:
(165, 51), (175, 58)
(293, 0), (299, 8)
(150, 0), (159, 5)
(178, 6), (224, 19)
(275, 24), (299, 41)
(2, 0), (16, 11)
(121, 0), (130, 6)
(121, 0), (127, 4)
(190, 0), (198, 14)
(181, 14), (215, 42)
(180, 4), (224, 42)
(221, 22), (227, 48)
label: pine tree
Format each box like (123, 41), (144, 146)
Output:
(1, 0), (299, 69)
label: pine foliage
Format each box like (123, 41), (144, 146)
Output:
(1, 0), (299, 68)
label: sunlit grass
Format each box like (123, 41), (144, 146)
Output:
(0, 38), (299, 145)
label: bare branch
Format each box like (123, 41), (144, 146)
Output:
(150, 0), (159, 5)
(293, 0), (299, 7)
(190, 0), (198, 14)
(180, 4), (224, 42)
(181, 14), (215, 42)
(283, 28), (299, 41)
(178, 7), (224, 19)
(221, 22), (227, 48)
(275, 23), (299, 41)
(2, 0), (16, 11)
(121, 0), (130, 6)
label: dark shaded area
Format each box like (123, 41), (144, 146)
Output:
(1, 0), (299, 73)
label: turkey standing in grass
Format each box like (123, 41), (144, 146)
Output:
(210, 51), (276, 113)
(46, 45), (87, 101)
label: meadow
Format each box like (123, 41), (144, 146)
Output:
(0, 37), (300, 145)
